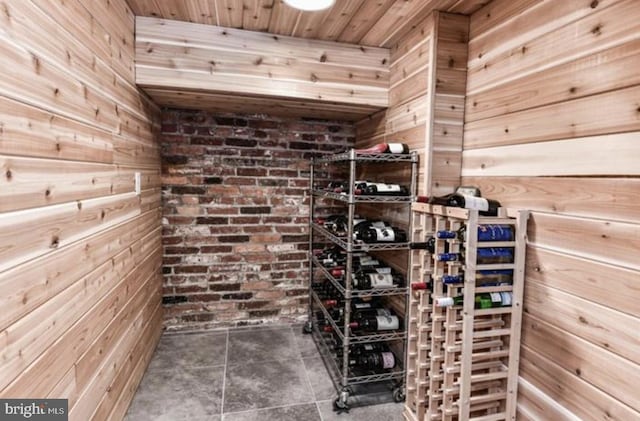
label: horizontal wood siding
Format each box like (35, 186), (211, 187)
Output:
(135, 16), (390, 120)
(0, 1), (162, 421)
(356, 11), (469, 197)
(464, 0), (640, 418)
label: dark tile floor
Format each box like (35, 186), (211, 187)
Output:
(124, 324), (403, 421)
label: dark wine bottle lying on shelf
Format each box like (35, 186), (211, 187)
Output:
(353, 271), (403, 289)
(409, 237), (436, 253)
(436, 247), (514, 264)
(435, 292), (513, 308)
(362, 182), (410, 196)
(441, 270), (514, 285)
(354, 142), (410, 154)
(428, 193), (501, 216)
(350, 313), (400, 331)
(360, 226), (407, 243)
(347, 350), (396, 371)
(437, 224), (514, 242)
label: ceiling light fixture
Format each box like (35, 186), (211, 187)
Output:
(283, 0), (336, 12)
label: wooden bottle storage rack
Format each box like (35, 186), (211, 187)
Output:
(304, 148), (418, 412)
(403, 203), (529, 421)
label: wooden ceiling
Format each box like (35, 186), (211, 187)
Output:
(126, 0), (491, 47)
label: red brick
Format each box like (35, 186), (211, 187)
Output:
(161, 109), (354, 331)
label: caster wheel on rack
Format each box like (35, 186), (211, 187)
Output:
(333, 397), (350, 414)
(392, 387), (405, 403)
(302, 321), (313, 334)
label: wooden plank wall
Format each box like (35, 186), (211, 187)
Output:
(0, 1), (163, 420)
(462, 0), (640, 419)
(356, 11), (469, 199)
(135, 16), (390, 121)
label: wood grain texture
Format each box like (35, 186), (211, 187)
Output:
(136, 16), (390, 110)
(465, 0), (640, 418)
(466, 38), (640, 122)
(528, 211), (640, 271)
(144, 88), (380, 121)
(459, 176), (640, 224)
(0, 2), (162, 421)
(520, 346), (640, 421)
(468, 0), (636, 95)
(524, 280), (639, 366)
(128, 0), (488, 47)
(461, 132), (640, 176)
(526, 246), (640, 318)
(464, 86), (640, 149)
(521, 313), (640, 411)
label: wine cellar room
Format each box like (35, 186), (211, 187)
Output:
(0, 0), (638, 420)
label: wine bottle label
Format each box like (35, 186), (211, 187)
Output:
(364, 344), (374, 351)
(371, 221), (387, 228)
(373, 227), (395, 242)
(376, 315), (399, 330)
(371, 183), (401, 192)
(387, 143), (406, 153)
(376, 308), (392, 317)
(354, 303), (372, 309)
(375, 267), (392, 274)
(461, 194), (489, 212)
(368, 273), (394, 287)
(358, 259), (379, 266)
(490, 292), (502, 303)
(381, 352), (395, 369)
(500, 292), (512, 306)
(435, 297), (454, 307)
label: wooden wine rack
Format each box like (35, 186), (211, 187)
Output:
(403, 204), (529, 421)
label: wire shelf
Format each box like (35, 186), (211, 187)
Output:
(310, 314), (406, 386)
(315, 149), (418, 163)
(312, 223), (410, 252)
(312, 189), (413, 203)
(311, 291), (406, 344)
(311, 255), (409, 298)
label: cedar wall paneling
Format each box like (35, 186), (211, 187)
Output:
(0, 1), (162, 420)
(463, 0), (640, 419)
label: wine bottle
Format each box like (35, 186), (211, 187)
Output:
(361, 226), (407, 243)
(411, 281), (432, 290)
(362, 182), (410, 196)
(410, 237), (436, 253)
(436, 252), (460, 262)
(353, 271), (402, 289)
(472, 247), (514, 264)
(354, 143), (410, 154)
(435, 292), (512, 308)
(437, 225), (515, 243)
(350, 313), (400, 331)
(441, 274), (463, 284)
(347, 351), (396, 371)
(428, 193), (501, 216)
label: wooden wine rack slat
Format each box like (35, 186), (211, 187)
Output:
(403, 204), (529, 421)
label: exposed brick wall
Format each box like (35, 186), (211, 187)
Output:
(160, 109), (355, 331)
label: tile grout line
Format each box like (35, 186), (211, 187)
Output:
(221, 328), (230, 418)
(222, 400), (319, 417)
(294, 327), (326, 421)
